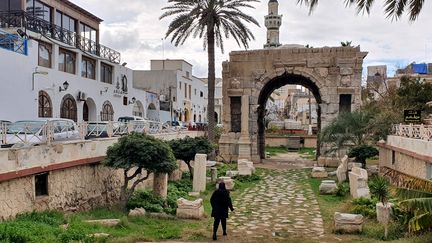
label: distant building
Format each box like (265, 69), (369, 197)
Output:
(366, 63), (432, 100)
(133, 60), (207, 123)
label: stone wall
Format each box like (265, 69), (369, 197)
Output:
(379, 136), (432, 180)
(0, 131), (203, 220)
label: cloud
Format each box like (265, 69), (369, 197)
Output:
(71, 0), (432, 78)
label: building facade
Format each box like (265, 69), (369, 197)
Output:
(0, 0), (155, 122)
(133, 60), (207, 124)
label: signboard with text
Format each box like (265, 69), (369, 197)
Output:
(404, 110), (421, 123)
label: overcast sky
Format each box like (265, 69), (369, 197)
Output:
(72, 0), (432, 79)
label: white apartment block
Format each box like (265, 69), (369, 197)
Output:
(0, 0), (157, 122)
(133, 60), (208, 124)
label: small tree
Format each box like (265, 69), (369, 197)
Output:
(370, 176), (391, 239)
(169, 136), (213, 179)
(348, 144), (379, 168)
(104, 133), (177, 209)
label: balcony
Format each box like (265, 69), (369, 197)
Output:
(392, 124), (432, 141)
(0, 28), (27, 55)
(0, 11), (120, 64)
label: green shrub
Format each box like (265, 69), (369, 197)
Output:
(15, 210), (65, 226)
(335, 182), (350, 197)
(348, 145), (379, 167)
(350, 197), (378, 218)
(127, 190), (165, 212)
(369, 176), (390, 204)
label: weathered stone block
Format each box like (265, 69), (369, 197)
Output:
(128, 208), (146, 217)
(348, 167), (370, 199)
(319, 180), (338, 195)
(217, 177), (234, 190)
(336, 155), (348, 182)
(176, 198), (204, 219)
(311, 167), (328, 178)
(238, 159), (255, 176)
(193, 154), (207, 192)
(334, 212), (364, 233)
(226, 170), (239, 177)
(84, 219), (120, 227)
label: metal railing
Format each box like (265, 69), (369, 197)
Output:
(0, 11), (120, 63)
(0, 29), (27, 55)
(392, 124), (432, 141)
(0, 120), (184, 147)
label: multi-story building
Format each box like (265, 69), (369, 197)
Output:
(0, 0), (155, 122)
(133, 60), (207, 123)
(367, 63), (432, 100)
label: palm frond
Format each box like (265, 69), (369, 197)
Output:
(408, 211), (432, 232)
(381, 166), (432, 193)
(400, 197), (432, 213)
(395, 187), (432, 200)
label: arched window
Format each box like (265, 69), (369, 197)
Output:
(60, 94), (77, 121)
(38, 91), (52, 118)
(101, 101), (114, 121)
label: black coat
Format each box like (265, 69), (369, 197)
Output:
(210, 188), (234, 219)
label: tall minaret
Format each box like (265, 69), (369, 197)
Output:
(264, 0), (282, 48)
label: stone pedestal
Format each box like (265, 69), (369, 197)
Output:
(319, 180), (338, 195)
(176, 198), (204, 219)
(376, 202), (393, 224)
(193, 154), (207, 192)
(311, 167), (328, 178)
(226, 170), (239, 177)
(334, 212), (364, 233)
(238, 159), (255, 176)
(336, 155), (348, 182)
(211, 167), (218, 183)
(217, 177), (234, 190)
(348, 167), (370, 198)
(153, 173), (168, 199)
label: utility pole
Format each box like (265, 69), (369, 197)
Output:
(169, 86), (173, 123)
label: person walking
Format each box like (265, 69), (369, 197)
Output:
(210, 181), (234, 241)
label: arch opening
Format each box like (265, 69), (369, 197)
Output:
(101, 101), (114, 121)
(133, 100), (144, 117)
(83, 98), (97, 121)
(146, 103), (158, 121)
(38, 90), (52, 118)
(60, 94), (77, 122)
(257, 73), (322, 160)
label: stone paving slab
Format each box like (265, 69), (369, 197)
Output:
(227, 169), (324, 241)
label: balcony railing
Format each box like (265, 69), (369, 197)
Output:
(0, 11), (120, 64)
(392, 124), (432, 141)
(0, 29), (27, 55)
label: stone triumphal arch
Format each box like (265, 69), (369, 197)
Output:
(219, 46), (367, 163)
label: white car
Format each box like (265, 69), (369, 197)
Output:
(2, 118), (80, 146)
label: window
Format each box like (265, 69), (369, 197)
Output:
(186, 71), (190, 78)
(35, 173), (48, 197)
(194, 89), (197, 96)
(230, 97), (241, 132)
(101, 101), (114, 121)
(79, 23), (96, 42)
(427, 164), (432, 180)
(38, 91), (52, 117)
(189, 85), (191, 99)
(26, 0), (51, 22)
(179, 82), (181, 90)
(173, 96), (176, 102)
(81, 56), (95, 79)
(100, 63), (113, 84)
(38, 42), (51, 68)
(339, 94), (352, 113)
(60, 94), (77, 122)
(391, 151), (396, 165)
(200, 91), (203, 97)
(58, 49), (75, 74)
(184, 83), (187, 98)
(1, 0), (22, 11)
(56, 11), (76, 33)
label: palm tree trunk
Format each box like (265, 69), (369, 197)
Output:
(207, 23), (216, 143)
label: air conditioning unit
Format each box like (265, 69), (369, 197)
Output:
(159, 95), (167, 101)
(77, 91), (86, 101)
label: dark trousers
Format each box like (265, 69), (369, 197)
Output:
(213, 217), (227, 235)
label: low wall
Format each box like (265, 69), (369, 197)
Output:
(378, 136), (432, 180)
(0, 131), (203, 220)
(265, 135), (317, 148)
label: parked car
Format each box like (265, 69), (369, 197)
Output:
(85, 121), (125, 139)
(118, 116), (146, 123)
(2, 118), (80, 147)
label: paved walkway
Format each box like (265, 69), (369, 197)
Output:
(226, 169), (324, 242)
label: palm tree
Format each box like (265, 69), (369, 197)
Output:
(340, 40), (352, 47)
(160, 0), (259, 142)
(297, 0), (426, 21)
(382, 167), (432, 232)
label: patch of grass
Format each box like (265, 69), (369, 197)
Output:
(265, 146), (289, 156)
(298, 147), (316, 159)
